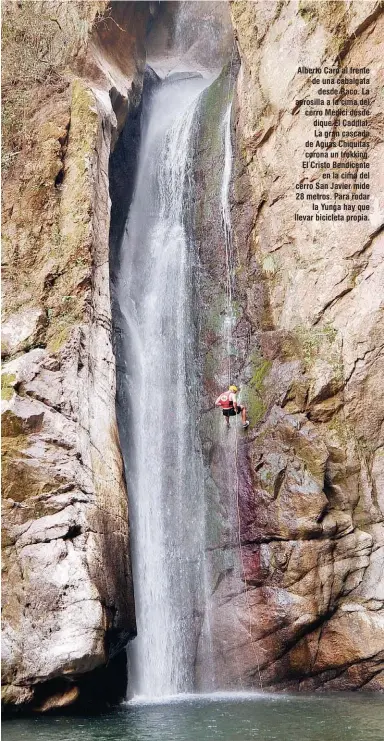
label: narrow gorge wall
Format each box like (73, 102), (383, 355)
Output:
(2, 0), (383, 712)
(1, 0), (152, 711)
(196, 0), (383, 691)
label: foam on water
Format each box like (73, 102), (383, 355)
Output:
(125, 690), (270, 707)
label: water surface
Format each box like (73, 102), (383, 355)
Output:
(3, 693), (384, 741)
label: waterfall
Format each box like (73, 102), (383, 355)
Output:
(220, 102), (236, 387)
(221, 102), (234, 282)
(116, 75), (210, 700)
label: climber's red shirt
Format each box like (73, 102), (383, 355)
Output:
(215, 391), (237, 409)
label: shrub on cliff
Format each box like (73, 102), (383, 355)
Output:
(2, 3), (60, 170)
(1, 0), (105, 173)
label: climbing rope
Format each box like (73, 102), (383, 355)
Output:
(225, 41), (236, 389)
(221, 61), (264, 690)
(233, 416), (264, 690)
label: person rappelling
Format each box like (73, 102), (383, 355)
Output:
(215, 385), (249, 429)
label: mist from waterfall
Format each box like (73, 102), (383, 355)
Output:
(116, 74), (210, 700)
(113, 3), (235, 701)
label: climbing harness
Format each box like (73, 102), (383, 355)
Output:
(217, 392), (234, 409)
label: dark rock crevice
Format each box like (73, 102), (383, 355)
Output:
(109, 66), (161, 285)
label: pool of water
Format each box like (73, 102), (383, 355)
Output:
(3, 692), (384, 741)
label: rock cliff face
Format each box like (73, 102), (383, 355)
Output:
(2, 0), (383, 712)
(1, 0), (151, 711)
(196, 0), (383, 691)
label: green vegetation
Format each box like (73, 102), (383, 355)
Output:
(2, 434), (29, 502)
(195, 61), (234, 221)
(298, 1), (318, 25)
(1, 1), (99, 172)
(2, 432), (63, 507)
(44, 78), (98, 352)
(2, 2), (65, 170)
(47, 325), (71, 354)
(1, 373), (16, 401)
(199, 62), (232, 148)
(245, 352), (272, 426)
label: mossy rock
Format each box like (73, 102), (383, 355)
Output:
(243, 351), (272, 426)
(44, 77), (97, 351)
(193, 62), (234, 240)
(298, 1), (318, 24)
(2, 434), (67, 503)
(47, 324), (71, 354)
(2, 434), (30, 502)
(1, 373), (16, 401)
(202, 291), (228, 336)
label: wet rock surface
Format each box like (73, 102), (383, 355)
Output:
(2, 0), (383, 710)
(195, 0), (384, 691)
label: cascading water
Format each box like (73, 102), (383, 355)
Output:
(116, 74), (210, 699)
(221, 101), (236, 387)
(110, 0), (239, 700)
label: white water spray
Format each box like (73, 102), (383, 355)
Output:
(117, 75), (209, 700)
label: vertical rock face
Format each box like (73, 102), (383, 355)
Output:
(196, 0), (383, 691)
(1, 1), (150, 711)
(2, 0), (383, 709)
